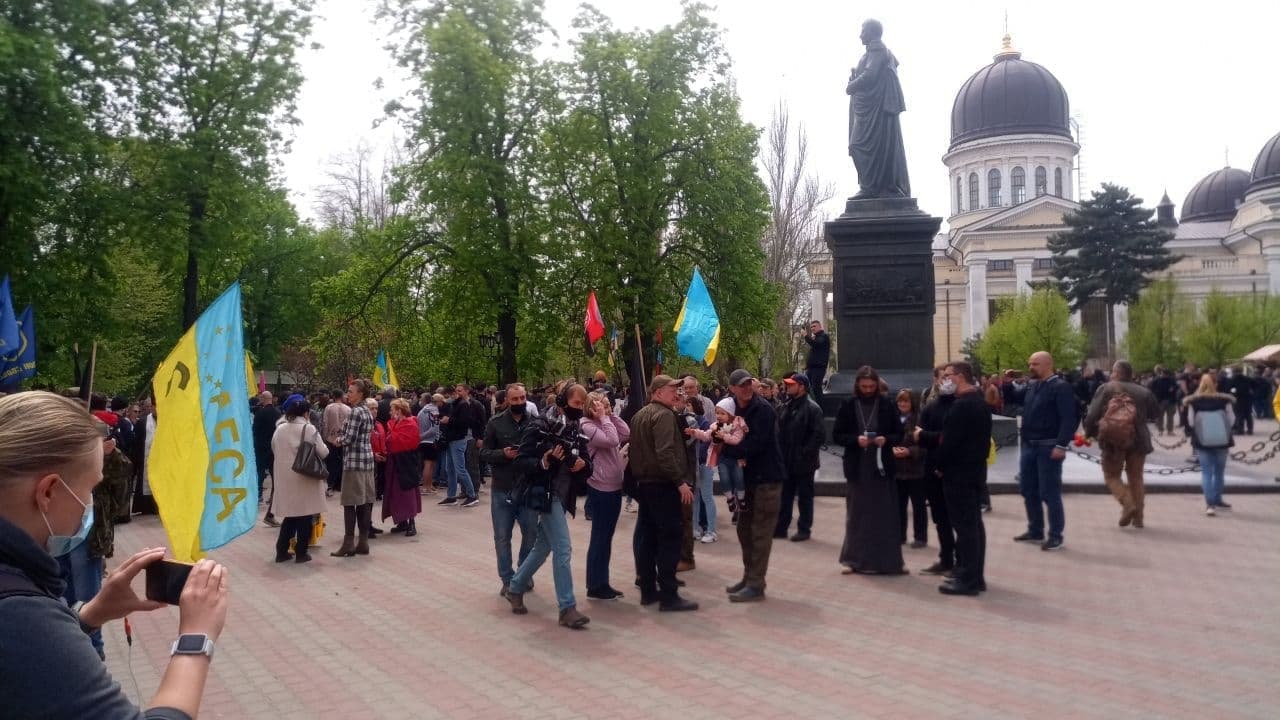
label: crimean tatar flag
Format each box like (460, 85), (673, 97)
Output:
(374, 349), (400, 389)
(673, 267), (720, 366)
(149, 283), (258, 561)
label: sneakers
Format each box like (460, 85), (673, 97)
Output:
(728, 586), (765, 603)
(461, 496), (480, 508)
(1040, 537), (1065, 551)
(700, 532), (717, 544)
(1013, 532), (1044, 543)
(438, 497), (458, 506)
(1214, 500), (1232, 509)
(263, 515), (280, 528)
(623, 499), (636, 513)
(693, 529), (703, 540)
(1205, 506), (1216, 516)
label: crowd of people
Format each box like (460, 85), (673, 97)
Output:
(0, 327), (1269, 715)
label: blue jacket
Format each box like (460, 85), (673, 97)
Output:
(1013, 375), (1078, 447)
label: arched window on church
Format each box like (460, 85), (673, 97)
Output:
(1011, 167), (1026, 204)
(1054, 167), (1063, 197)
(988, 168), (1002, 207)
(968, 172), (979, 209)
(956, 176), (963, 213)
(1035, 166), (1047, 196)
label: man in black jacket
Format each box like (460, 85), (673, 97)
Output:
(774, 373), (824, 542)
(916, 370), (957, 576)
(803, 321), (831, 407)
(1007, 352), (1077, 552)
(480, 384), (538, 593)
(916, 362), (992, 596)
(252, 391), (281, 524)
(439, 383), (484, 507)
(723, 369), (787, 602)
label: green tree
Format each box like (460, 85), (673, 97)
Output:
(379, 0), (554, 384)
(976, 290), (1087, 374)
(544, 3), (774, 393)
(1122, 277), (1187, 371)
(1048, 183), (1178, 356)
(127, 0), (314, 328)
(1183, 290), (1250, 368)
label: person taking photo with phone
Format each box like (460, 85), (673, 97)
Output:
(0, 391), (231, 720)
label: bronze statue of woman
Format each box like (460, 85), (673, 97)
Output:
(847, 19), (911, 199)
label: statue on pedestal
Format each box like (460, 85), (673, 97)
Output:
(847, 19), (911, 199)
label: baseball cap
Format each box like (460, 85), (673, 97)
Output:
(647, 374), (681, 395)
(784, 373), (810, 389)
(728, 369), (754, 387)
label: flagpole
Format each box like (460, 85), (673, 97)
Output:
(83, 342), (98, 409)
(633, 324), (646, 382)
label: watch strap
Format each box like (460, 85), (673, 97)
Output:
(170, 634), (215, 659)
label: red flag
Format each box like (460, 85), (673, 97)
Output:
(583, 291), (605, 354)
(258, 371), (267, 394)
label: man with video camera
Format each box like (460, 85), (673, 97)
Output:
(502, 383), (594, 629)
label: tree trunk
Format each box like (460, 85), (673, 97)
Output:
(183, 191), (208, 330)
(498, 310), (517, 385)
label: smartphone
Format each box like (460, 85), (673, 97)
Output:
(145, 559), (194, 605)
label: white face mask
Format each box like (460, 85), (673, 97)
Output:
(938, 379), (958, 396)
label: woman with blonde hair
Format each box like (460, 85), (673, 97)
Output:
(1183, 373), (1236, 517)
(382, 398), (423, 536)
(0, 392), (230, 718)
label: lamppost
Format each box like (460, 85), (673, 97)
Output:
(477, 332), (517, 384)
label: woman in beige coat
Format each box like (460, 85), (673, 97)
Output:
(271, 394), (329, 563)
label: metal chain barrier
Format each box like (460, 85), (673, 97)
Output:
(1151, 435), (1190, 451)
(1228, 429), (1280, 466)
(1072, 450), (1202, 475)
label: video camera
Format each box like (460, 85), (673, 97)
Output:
(533, 414), (589, 459)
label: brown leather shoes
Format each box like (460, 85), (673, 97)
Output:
(558, 607), (590, 629)
(1119, 506), (1136, 527)
(502, 588), (527, 615)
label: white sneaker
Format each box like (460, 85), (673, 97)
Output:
(1205, 506), (1216, 516)
(700, 532), (717, 543)
(693, 529), (704, 540)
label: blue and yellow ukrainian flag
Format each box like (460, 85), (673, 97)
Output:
(673, 267), (721, 366)
(149, 283), (258, 562)
(374, 349), (400, 389)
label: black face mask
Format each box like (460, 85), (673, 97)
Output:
(563, 406), (583, 422)
(509, 405), (524, 417)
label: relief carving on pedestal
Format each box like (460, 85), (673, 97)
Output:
(840, 264), (931, 314)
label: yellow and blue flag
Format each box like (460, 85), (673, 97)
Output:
(149, 283), (258, 562)
(374, 349), (400, 389)
(673, 267), (721, 366)
(0, 305), (35, 390)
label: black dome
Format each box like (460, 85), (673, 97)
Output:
(949, 43), (1071, 151)
(1180, 167), (1249, 223)
(1249, 131), (1280, 194)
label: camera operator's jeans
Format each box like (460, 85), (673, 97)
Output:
(509, 497), (577, 611)
(58, 543), (105, 660)
(491, 487), (538, 587)
(444, 438), (475, 499)
(694, 465), (717, 533)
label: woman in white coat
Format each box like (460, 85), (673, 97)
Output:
(271, 394), (329, 563)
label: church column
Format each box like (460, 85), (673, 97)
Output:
(966, 260), (989, 337)
(1264, 247), (1280, 295)
(1113, 303), (1130, 348)
(809, 287), (826, 324)
(1014, 258), (1034, 294)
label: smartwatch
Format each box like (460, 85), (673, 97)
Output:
(171, 634), (215, 659)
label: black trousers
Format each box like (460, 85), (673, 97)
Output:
(633, 483), (684, 601)
(775, 469), (815, 536)
(325, 443), (344, 492)
(942, 470), (986, 589)
(1234, 399), (1254, 434)
(923, 472), (956, 568)
(806, 365), (827, 407)
(897, 474), (928, 543)
(275, 516), (312, 557)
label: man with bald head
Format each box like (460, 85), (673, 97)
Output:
(1008, 351), (1078, 551)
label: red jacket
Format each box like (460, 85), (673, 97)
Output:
(386, 417), (419, 454)
(370, 421), (388, 457)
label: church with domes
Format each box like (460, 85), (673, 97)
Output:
(923, 34), (1280, 365)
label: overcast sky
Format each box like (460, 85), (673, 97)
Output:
(281, 0), (1280, 229)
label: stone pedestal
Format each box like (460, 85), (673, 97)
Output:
(821, 196), (942, 413)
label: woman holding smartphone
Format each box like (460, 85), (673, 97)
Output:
(832, 366), (907, 576)
(0, 392), (230, 720)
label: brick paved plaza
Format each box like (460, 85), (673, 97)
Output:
(103, 484), (1280, 720)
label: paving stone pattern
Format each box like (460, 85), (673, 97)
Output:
(104, 491), (1280, 719)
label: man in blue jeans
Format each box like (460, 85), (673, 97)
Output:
(479, 385), (538, 593)
(438, 383), (483, 507)
(1009, 351), (1077, 551)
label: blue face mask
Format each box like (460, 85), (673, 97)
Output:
(42, 477), (94, 558)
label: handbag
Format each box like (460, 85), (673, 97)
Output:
(292, 424), (329, 479)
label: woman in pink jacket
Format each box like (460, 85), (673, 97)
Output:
(581, 390), (630, 600)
